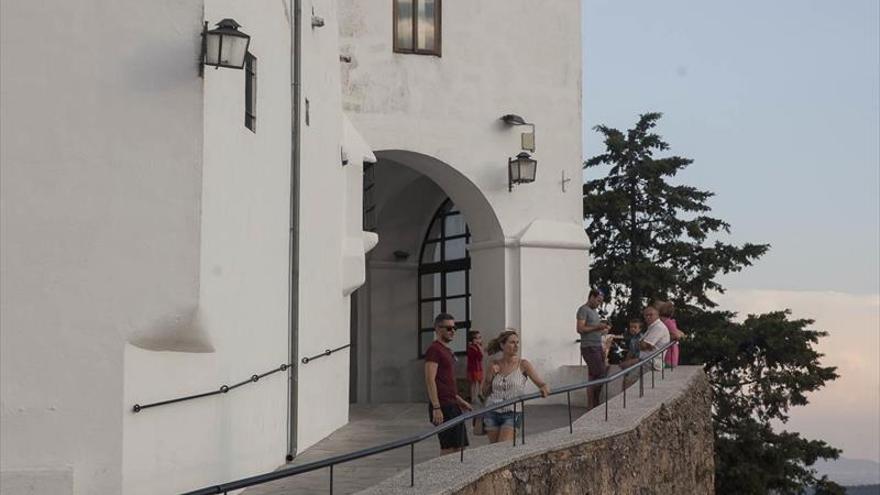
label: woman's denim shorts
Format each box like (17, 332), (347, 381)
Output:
(482, 410), (522, 430)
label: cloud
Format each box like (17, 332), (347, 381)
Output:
(714, 289), (880, 463)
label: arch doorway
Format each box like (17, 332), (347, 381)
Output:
(349, 151), (503, 404)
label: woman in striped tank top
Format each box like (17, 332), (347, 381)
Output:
(481, 329), (551, 444)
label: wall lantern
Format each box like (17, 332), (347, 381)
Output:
(508, 152), (537, 192)
(499, 113), (536, 152)
(201, 19), (251, 73)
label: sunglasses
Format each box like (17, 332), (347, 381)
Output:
(437, 325), (457, 331)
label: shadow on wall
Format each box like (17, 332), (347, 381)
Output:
(124, 305), (214, 353)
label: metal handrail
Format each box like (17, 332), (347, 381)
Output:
(132, 343), (352, 413)
(132, 363), (291, 413)
(301, 343), (352, 364)
(181, 340), (679, 495)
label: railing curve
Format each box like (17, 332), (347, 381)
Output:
(181, 340), (679, 495)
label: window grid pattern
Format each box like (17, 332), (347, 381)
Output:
(417, 199), (471, 358)
(363, 162), (377, 232)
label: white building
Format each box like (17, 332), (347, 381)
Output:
(0, 1), (586, 494)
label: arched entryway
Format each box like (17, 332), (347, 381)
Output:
(349, 150), (504, 404)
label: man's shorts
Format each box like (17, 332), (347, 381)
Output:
(580, 345), (607, 380)
(428, 404), (469, 450)
(482, 410), (522, 431)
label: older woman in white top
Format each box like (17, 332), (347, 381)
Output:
(481, 329), (550, 444)
(641, 306), (671, 370)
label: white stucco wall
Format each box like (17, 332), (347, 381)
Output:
(339, 0), (588, 384)
(0, 0), (204, 493)
(339, 0), (583, 235)
(295, 0), (369, 453)
(2, 0), (587, 492)
(120, 2), (294, 493)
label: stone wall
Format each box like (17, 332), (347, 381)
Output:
(457, 371), (714, 495)
(359, 366), (713, 495)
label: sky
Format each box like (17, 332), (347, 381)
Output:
(582, 0), (880, 463)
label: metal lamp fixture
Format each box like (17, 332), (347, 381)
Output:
(508, 152), (537, 192)
(499, 113), (536, 152)
(201, 19), (251, 72)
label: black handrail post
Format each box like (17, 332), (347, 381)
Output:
(603, 381), (608, 421)
(459, 428), (464, 463)
(520, 400), (525, 445)
(410, 443), (415, 487)
(329, 464), (333, 495)
(639, 362), (644, 398)
(622, 372), (627, 409)
(661, 349), (666, 380)
(651, 364), (655, 388)
(566, 391), (573, 434)
(512, 401), (517, 446)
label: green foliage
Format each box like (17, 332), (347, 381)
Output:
(812, 476), (847, 495)
(583, 113), (840, 493)
(681, 310), (840, 493)
(583, 112), (768, 321)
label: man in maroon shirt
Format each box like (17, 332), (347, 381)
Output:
(424, 312), (472, 453)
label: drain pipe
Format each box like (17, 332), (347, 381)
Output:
(286, 0), (302, 462)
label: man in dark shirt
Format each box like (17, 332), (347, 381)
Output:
(424, 312), (472, 454)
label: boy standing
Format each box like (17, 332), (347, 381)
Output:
(619, 319), (644, 369)
(466, 330), (484, 403)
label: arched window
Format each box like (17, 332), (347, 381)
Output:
(417, 199), (470, 357)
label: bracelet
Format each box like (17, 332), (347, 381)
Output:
(431, 405), (441, 410)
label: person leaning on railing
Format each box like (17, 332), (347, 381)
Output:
(481, 329), (550, 444)
(654, 301), (685, 367)
(640, 306), (671, 371)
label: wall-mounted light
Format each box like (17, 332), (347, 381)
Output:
(201, 19), (251, 74)
(499, 113), (536, 152)
(508, 152), (537, 192)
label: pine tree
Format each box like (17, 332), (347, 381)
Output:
(583, 113), (840, 493)
(583, 112), (768, 322)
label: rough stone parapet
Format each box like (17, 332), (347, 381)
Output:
(357, 365), (713, 495)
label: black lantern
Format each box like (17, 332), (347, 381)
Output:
(508, 152), (537, 192)
(202, 19), (251, 70)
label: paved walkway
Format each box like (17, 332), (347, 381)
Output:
(246, 402), (587, 495)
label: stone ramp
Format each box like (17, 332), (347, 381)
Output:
(359, 366), (710, 495)
(245, 402), (587, 495)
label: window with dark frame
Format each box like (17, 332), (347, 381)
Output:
(417, 199), (471, 358)
(363, 162), (377, 232)
(244, 52), (256, 132)
(393, 0), (441, 56)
